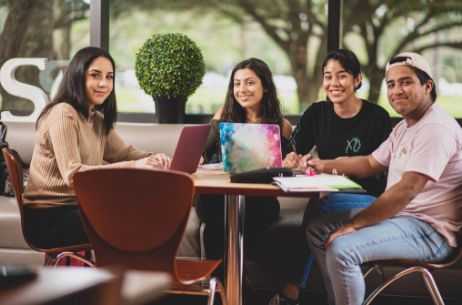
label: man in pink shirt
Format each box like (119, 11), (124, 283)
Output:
(304, 52), (462, 305)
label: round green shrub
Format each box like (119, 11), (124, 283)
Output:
(135, 33), (206, 99)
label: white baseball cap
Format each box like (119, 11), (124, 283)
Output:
(385, 52), (433, 79)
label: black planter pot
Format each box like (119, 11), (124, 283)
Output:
(153, 96), (187, 123)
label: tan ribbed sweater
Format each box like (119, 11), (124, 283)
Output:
(23, 103), (151, 207)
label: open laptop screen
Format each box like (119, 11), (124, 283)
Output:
(170, 124), (211, 174)
(219, 122), (282, 173)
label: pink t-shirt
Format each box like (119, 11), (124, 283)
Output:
(372, 104), (462, 247)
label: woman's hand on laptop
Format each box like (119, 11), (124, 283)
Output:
(135, 154), (171, 169)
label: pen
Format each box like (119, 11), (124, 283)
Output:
(305, 146), (318, 176)
(289, 137), (302, 164)
(289, 137), (313, 175)
(289, 137), (297, 153)
(290, 138), (318, 176)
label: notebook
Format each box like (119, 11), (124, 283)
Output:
(219, 122), (283, 173)
(170, 124), (211, 174)
(273, 174), (363, 192)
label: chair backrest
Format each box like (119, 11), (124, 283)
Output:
(2, 147), (93, 254)
(73, 168), (194, 277)
(2, 147), (24, 209)
(1, 147), (41, 251)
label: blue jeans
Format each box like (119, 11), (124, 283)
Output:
(306, 210), (454, 305)
(297, 193), (376, 288)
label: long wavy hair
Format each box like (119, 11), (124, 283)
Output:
(37, 46), (117, 135)
(220, 58), (283, 126)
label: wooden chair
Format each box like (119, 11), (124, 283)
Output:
(2, 147), (93, 266)
(73, 168), (227, 305)
(363, 231), (462, 305)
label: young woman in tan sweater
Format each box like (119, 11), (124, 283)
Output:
(22, 46), (171, 248)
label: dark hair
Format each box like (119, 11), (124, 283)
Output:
(388, 56), (437, 102)
(220, 58), (283, 126)
(37, 46), (117, 134)
(322, 48), (362, 90)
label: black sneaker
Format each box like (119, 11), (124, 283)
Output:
(268, 293), (299, 305)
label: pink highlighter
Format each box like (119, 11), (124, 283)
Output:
(306, 169), (316, 176)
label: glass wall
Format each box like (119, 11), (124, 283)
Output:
(1, 1), (461, 120)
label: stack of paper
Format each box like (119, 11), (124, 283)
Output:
(199, 162), (224, 170)
(273, 174), (362, 192)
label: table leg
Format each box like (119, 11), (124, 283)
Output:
(224, 194), (245, 305)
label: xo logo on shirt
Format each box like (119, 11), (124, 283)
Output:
(346, 137), (361, 154)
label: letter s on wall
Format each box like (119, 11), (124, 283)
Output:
(0, 58), (49, 122)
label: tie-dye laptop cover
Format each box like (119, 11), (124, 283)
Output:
(219, 122), (283, 173)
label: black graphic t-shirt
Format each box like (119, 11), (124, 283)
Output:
(290, 100), (392, 196)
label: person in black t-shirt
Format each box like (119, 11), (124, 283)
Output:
(269, 49), (392, 305)
(290, 99), (391, 196)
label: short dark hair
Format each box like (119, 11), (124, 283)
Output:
(388, 56), (437, 102)
(220, 58), (283, 126)
(322, 48), (362, 90)
(37, 46), (117, 134)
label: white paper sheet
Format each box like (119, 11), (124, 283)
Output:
(273, 174), (362, 192)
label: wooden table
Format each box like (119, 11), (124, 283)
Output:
(0, 267), (170, 305)
(193, 169), (320, 305)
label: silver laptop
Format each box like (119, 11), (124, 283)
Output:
(219, 122), (283, 173)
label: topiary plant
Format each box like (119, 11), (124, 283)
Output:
(135, 33), (205, 99)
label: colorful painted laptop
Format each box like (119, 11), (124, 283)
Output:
(219, 122), (283, 173)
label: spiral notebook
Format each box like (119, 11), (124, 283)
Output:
(219, 122), (283, 173)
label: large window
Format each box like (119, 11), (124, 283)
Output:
(342, 1), (462, 118)
(1, 1), (461, 121)
(108, 1), (329, 116)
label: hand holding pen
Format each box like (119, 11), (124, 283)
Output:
(300, 154), (317, 175)
(282, 138), (303, 168)
(300, 144), (320, 175)
(283, 138), (316, 175)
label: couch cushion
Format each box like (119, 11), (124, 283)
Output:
(115, 123), (185, 156)
(0, 248), (44, 266)
(0, 196), (32, 248)
(4, 121), (36, 164)
(176, 208), (200, 258)
(4, 122), (189, 165)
